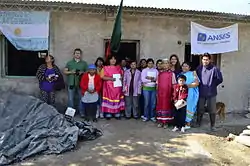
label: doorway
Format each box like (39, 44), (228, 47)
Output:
(184, 43), (200, 71)
(104, 40), (139, 64)
(184, 43), (221, 70)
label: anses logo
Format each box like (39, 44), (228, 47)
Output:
(197, 32), (231, 42)
(197, 33), (207, 42)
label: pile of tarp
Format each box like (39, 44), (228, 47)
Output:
(0, 93), (102, 165)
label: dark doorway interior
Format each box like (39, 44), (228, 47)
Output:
(6, 39), (47, 76)
(184, 43), (200, 71)
(184, 43), (221, 69)
(104, 41), (138, 64)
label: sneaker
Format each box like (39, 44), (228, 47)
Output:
(181, 127), (185, 133)
(142, 118), (149, 122)
(157, 123), (163, 128)
(134, 117), (139, 120)
(141, 115), (146, 119)
(185, 125), (191, 130)
(172, 126), (179, 132)
(210, 126), (217, 132)
(150, 117), (157, 122)
(100, 113), (104, 119)
(163, 124), (168, 129)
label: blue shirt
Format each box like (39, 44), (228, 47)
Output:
(41, 68), (56, 92)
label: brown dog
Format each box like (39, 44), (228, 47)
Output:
(216, 102), (226, 121)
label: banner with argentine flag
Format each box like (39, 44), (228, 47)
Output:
(0, 11), (49, 51)
(191, 22), (238, 54)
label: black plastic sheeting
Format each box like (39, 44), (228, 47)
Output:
(0, 93), (102, 165)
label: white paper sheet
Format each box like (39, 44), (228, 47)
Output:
(113, 74), (122, 87)
(147, 71), (156, 78)
(65, 107), (76, 117)
(174, 99), (187, 110)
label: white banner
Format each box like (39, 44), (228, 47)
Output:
(191, 22), (238, 54)
(0, 11), (50, 51)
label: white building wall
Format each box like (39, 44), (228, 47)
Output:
(0, 11), (250, 112)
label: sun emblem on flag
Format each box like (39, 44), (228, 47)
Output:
(14, 28), (21, 36)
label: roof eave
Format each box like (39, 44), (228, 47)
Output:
(0, 0), (249, 23)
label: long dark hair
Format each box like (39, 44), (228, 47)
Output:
(170, 54), (181, 71)
(181, 61), (191, 68)
(106, 55), (118, 66)
(95, 57), (105, 67)
(138, 58), (147, 71)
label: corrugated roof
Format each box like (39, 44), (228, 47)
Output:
(5, 0), (246, 16)
(1, 0), (249, 19)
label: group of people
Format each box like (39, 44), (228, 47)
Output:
(36, 48), (223, 132)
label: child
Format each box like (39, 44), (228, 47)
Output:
(80, 64), (102, 122)
(172, 74), (188, 132)
(123, 61), (141, 119)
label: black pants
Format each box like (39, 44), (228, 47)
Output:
(139, 94), (144, 116)
(197, 97), (216, 127)
(40, 90), (55, 105)
(84, 102), (97, 121)
(174, 106), (186, 128)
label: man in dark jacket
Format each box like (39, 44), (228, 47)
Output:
(196, 53), (223, 131)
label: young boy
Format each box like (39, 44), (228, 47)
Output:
(172, 74), (188, 132)
(80, 64), (102, 122)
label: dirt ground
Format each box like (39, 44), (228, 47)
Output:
(15, 113), (250, 166)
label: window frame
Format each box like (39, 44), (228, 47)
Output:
(0, 36), (46, 79)
(103, 39), (141, 62)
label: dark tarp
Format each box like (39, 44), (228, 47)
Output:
(0, 93), (102, 165)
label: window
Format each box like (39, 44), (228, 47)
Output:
(2, 37), (47, 77)
(104, 40), (140, 63)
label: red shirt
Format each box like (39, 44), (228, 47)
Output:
(173, 84), (188, 101)
(80, 73), (102, 95)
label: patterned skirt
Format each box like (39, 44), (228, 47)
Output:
(156, 110), (174, 124)
(101, 96), (125, 114)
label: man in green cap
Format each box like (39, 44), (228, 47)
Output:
(64, 48), (88, 117)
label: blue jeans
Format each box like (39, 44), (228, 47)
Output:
(67, 87), (84, 116)
(143, 90), (156, 120)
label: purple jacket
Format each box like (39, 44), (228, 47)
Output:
(196, 64), (223, 98)
(123, 69), (141, 96)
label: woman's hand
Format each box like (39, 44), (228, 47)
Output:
(111, 77), (116, 81)
(52, 77), (57, 82)
(46, 77), (51, 82)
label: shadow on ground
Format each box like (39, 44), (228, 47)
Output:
(15, 119), (223, 166)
